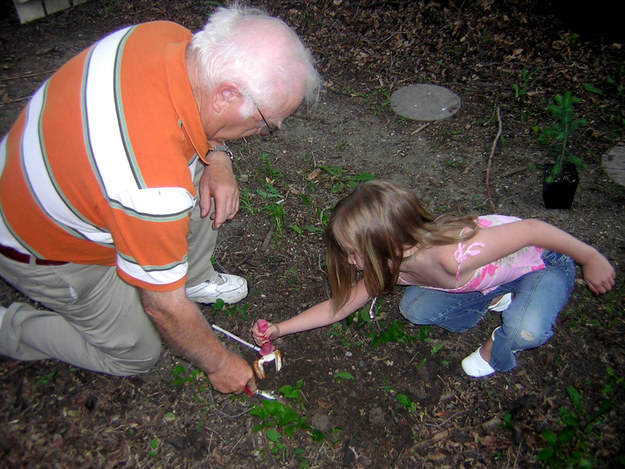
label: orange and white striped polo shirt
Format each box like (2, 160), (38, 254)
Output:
(0, 21), (209, 292)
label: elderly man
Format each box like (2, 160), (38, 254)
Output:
(0, 5), (320, 394)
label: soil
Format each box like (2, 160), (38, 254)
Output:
(1, 1), (624, 468)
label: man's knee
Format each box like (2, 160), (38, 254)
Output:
(104, 329), (162, 376)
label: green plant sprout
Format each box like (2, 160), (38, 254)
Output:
(264, 201), (286, 234)
(396, 393), (417, 412)
(346, 86), (391, 114)
(341, 301), (421, 348)
(170, 364), (202, 387)
(605, 74), (623, 96)
(259, 153), (284, 181)
(35, 369), (57, 386)
(256, 182), (283, 200)
(333, 371), (355, 382)
(537, 92), (587, 183)
(249, 381), (324, 462)
(210, 299), (250, 320)
(537, 384), (613, 467)
(299, 193), (312, 206)
(239, 187), (258, 214)
(370, 321), (418, 348)
(148, 437), (159, 457)
(317, 206), (331, 227)
(512, 67), (537, 99)
(318, 165), (375, 194)
(582, 82), (605, 96)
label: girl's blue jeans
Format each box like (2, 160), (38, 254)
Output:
(399, 250), (576, 372)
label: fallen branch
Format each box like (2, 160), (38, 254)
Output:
(485, 106), (502, 212)
(410, 122), (430, 135)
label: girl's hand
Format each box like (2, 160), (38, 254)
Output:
(582, 251), (615, 295)
(252, 320), (280, 346)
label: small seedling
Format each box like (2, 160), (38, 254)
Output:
(512, 67), (537, 100)
(170, 365), (202, 387)
(210, 300), (250, 320)
(239, 187), (258, 214)
(318, 165), (375, 194)
(259, 153), (285, 181)
(333, 371), (355, 382)
(396, 393), (417, 412)
(249, 381), (324, 462)
(148, 437), (159, 457)
(264, 201), (286, 234)
(346, 86), (391, 114)
(370, 321), (418, 348)
(35, 370), (57, 386)
(537, 384), (612, 467)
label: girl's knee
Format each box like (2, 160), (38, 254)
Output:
(510, 326), (553, 351)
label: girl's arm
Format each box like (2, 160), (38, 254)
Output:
(252, 279), (371, 344)
(443, 219), (615, 295)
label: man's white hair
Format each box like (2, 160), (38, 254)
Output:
(190, 3), (320, 116)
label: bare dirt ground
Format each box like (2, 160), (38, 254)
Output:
(1, 1), (624, 467)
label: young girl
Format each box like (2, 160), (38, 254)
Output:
(252, 181), (615, 377)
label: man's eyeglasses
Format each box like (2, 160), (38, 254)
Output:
(255, 105), (279, 138)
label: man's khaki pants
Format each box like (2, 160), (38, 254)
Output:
(0, 163), (218, 375)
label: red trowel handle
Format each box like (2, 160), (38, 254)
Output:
(257, 319), (275, 355)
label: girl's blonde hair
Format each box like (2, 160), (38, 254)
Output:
(325, 180), (479, 312)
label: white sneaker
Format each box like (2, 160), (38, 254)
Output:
(0, 305), (6, 326)
(186, 273), (248, 304)
(461, 347), (496, 378)
(488, 293), (512, 312)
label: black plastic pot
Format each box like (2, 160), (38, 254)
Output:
(542, 164), (579, 209)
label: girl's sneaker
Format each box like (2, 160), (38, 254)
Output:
(488, 293), (512, 312)
(461, 347), (496, 377)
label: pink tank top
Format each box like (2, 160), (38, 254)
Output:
(429, 215), (545, 294)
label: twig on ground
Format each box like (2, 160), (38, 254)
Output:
(485, 105), (502, 213)
(260, 226), (273, 251)
(423, 410), (467, 428)
(410, 123), (430, 135)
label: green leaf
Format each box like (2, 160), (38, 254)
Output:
(333, 371), (355, 381)
(279, 384), (301, 399)
(542, 429), (557, 446)
(396, 394), (417, 411)
(537, 447), (555, 461)
(430, 342), (443, 355)
(558, 426), (576, 444)
(289, 225), (303, 235)
(266, 428), (282, 442)
(309, 428), (325, 441)
(582, 82), (604, 95)
(566, 386), (584, 415)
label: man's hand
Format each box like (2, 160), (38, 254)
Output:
(199, 151), (239, 229)
(139, 287), (255, 394)
(206, 349), (258, 395)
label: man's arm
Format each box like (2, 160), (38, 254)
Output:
(139, 286), (256, 394)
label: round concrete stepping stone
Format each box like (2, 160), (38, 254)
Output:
(391, 84), (461, 121)
(602, 144), (625, 187)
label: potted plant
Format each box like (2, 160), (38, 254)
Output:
(539, 91), (586, 209)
